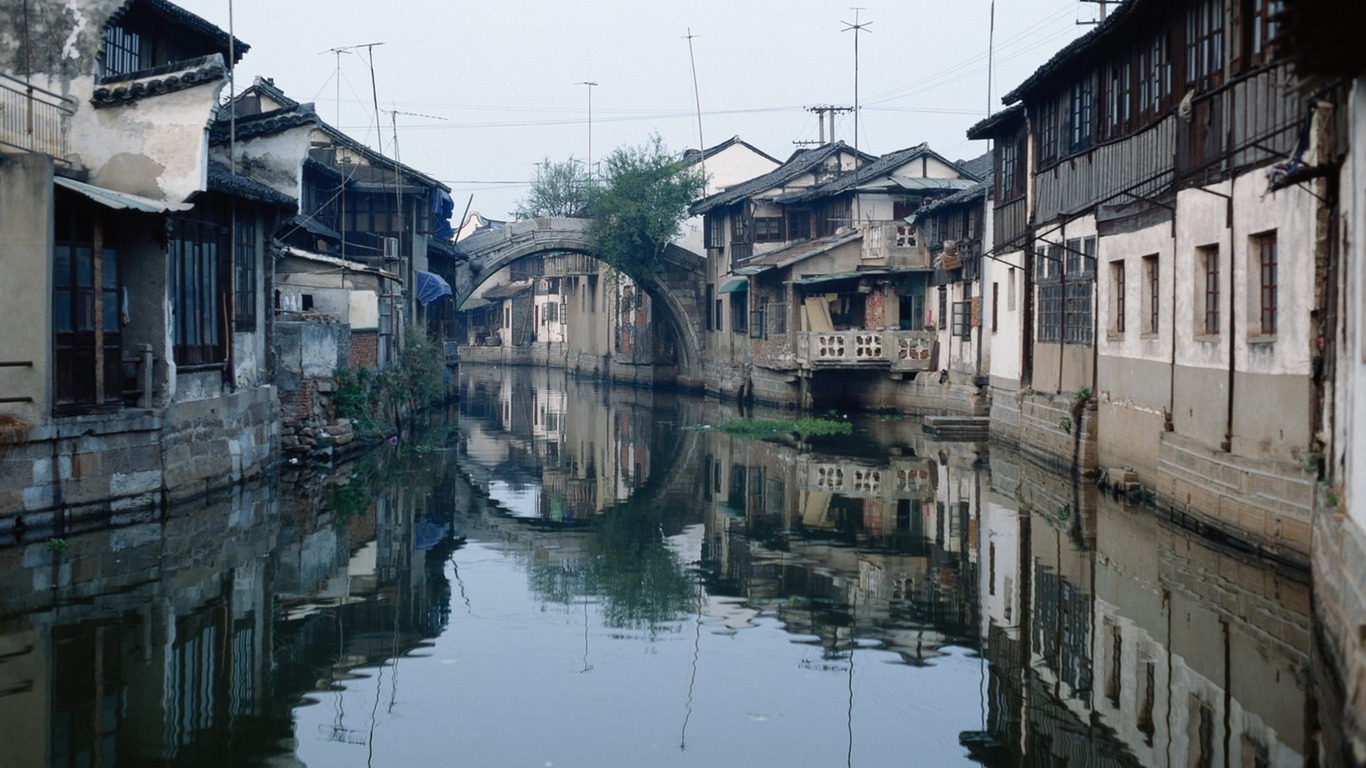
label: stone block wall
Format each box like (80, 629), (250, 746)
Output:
(0, 411), (163, 536)
(1153, 432), (1313, 564)
(1314, 502), (1366, 765)
(160, 385), (278, 504)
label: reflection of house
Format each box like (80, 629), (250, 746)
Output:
(0, 0), (290, 524)
(971, 449), (1312, 767)
(691, 142), (982, 409)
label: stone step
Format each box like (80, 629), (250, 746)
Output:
(921, 415), (990, 440)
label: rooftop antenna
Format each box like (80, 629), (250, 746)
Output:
(577, 81), (598, 181)
(683, 28), (707, 195)
(841, 9), (872, 168)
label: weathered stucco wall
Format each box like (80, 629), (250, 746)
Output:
(0, 154), (54, 423)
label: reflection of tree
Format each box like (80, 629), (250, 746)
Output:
(525, 500), (695, 632)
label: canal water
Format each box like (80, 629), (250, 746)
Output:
(0, 363), (1319, 767)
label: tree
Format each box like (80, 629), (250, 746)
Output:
(514, 157), (589, 218)
(585, 134), (705, 276)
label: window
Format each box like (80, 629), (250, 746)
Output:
(730, 209), (750, 244)
(1038, 283), (1063, 343)
(52, 196), (122, 411)
(1198, 244), (1221, 336)
(991, 282), (999, 334)
(234, 215), (257, 332)
(1253, 231), (1277, 336)
(765, 302), (788, 336)
(1250, 0), (1284, 61)
(1069, 76), (1094, 152)
(1064, 281), (1094, 345)
(753, 217), (783, 243)
(999, 137), (1021, 199)
(101, 25), (146, 79)
(1105, 60), (1132, 137)
(938, 286), (948, 332)
(1110, 260), (1126, 334)
(750, 296), (767, 339)
(899, 286), (925, 331)
(1039, 98), (1060, 165)
(171, 214), (231, 366)
(704, 214), (724, 249)
(1008, 267), (1017, 312)
(1142, 254), (1160, 334)
(1186, 0), (1225, 90)
(730, 291), (747, 334)
(951, 301), (972, 340)
(786, 209), (811, 241)
(704, 283), (714, 331)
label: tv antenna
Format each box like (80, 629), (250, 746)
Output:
(841, 9), (872, 167)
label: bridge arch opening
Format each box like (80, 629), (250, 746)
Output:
(451, 218), (705, 385)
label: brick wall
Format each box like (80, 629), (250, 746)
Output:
(350, 331), (378, 371)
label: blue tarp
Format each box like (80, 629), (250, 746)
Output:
(416, 270), (452, 305)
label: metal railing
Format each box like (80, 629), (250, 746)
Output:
(796, 329), (936, 372)
(0, 73), (74, 159)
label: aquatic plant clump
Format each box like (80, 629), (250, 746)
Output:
(714, 417), (853, 439)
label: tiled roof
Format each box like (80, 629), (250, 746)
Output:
(735, 230), (863, 274)
(913, 179), (989, 217)
(1000, 0), (1142, 105)
(954, 152), (993, 181)
(207, 161), (297, 206)
(108, 0), (249, 63)
(965, 103), (1025, 141)
(210, 103), (319, 142)
(682, 136), (780, 166)
(772, 143), (982, 205)
(690, 142), (875, 215)
(91, 54), (228, 106)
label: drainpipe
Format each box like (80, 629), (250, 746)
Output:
(1223, 193), (1234, 453)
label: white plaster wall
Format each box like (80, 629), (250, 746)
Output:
(986, 249), (1025, 384)
(222, 125), (315, 201)
(887, 153), (962, 181)
(1229, 171), (1316, 376)
(1174, 182), (1235, 371)
(1346, 78), (1366, 529)
(66, 78), (225, 203)
(1096, 219), (1173, 364)
(350, 292), (380, 330)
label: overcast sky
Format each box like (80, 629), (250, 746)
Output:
(176, 0), (1093, 220)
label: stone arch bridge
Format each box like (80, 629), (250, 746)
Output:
(453, 217), (707, 386)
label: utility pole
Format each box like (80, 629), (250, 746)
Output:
(842, 9), (872, 168)
(1077, 0), (1112, 25)
(805, 105), (852, 145)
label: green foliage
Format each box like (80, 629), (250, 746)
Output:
(515, 157), (590, 218)
(45, 537), (69, 552)
(380, 325), (446, 415)
(715, 417), (853, 439)
(332, 367), (375, 425)
(585, 134), (705, 277)
(1058, 416), (1073, 433)
(1073, 387), (1092, 403)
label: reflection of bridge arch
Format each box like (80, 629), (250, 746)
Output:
(454, 218), (706, 384)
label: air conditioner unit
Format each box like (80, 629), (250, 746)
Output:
(383, 237), (400, 259)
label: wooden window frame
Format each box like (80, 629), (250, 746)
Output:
(1199, 244), (1221, 336)
(1254, 231), (1277, 336)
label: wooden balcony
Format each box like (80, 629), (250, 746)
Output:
(796, 329), (936, 372)
(0, 74), (73, 159)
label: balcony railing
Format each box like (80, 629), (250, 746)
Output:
(0, 73), (74, 159)
(861, 221), (930, 268)
(796, 329), (936, 372)
(797, 456), (936, 500)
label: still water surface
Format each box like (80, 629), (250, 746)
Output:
(0, 364), (1316, 766)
